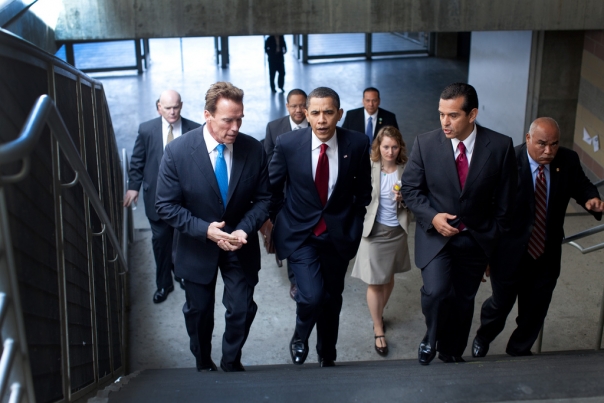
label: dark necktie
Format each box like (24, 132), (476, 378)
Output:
(215, 144), (228, 206)
(365, 116), (373, 147)
(456, 142), (468, 231)
(528, 165), (547, 259)
(313, 143), (329, 236)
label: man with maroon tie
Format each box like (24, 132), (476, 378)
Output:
(269, 87), (372, 367)
(472, 117), (604, 358)
(401, 83), (517, 365)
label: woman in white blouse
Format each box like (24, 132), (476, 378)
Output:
(351, 126), (411, 356)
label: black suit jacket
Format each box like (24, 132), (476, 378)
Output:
(155, 126), (270, 285)
(265, 35), (286, 63)
(341, 107), (399, 137)
(264, 115), (293, 162)
(269, 127), (372, 261)
(128, 116), (200, 221)
(494, 144), (601, 276)
(401, 125), (517, 268)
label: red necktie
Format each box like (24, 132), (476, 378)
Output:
(456, 142), (468, 231)
(528, 165), (547, 259)
(313, 143), (329, 236)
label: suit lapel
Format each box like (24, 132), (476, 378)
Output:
(190, 127), (222, 202)
(462, 127), (491, 195)
(297, 129), (322, 205)
(517, 144), (535, 216)
(328, 129), (351, 207)
(228, 139), (248, 206)
(153, 118), (164, 167)
(548, 155), (561, 220)
(437, 131), (462, 193)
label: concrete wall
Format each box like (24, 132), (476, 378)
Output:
(468, 31), (533, 145)
(56, 0), (604, 41)
(574, 30), (604, 180)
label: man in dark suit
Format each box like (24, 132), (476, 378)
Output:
(265, 35), (287, 93)
(264, 89), (308, 298)
(155, 82), (270, 372)
(269, 87), (372, 367)
(401, 82), (517, 365)
(124, 89), (200, 303)
(342, 87), (399, 147)
(472, 117), (604, 358)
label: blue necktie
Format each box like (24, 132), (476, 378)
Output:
(365, 116), (373, 148)
(215, 144), (228, 205)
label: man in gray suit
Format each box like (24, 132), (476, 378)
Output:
(124, 89), (200, 303)
(401, 83), (517, 365)
(264, 89), (308, 299)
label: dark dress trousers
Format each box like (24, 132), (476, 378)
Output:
(128, 116), (200, 289)
(269, 127), (372, 360)
(341, 107), (399, 136)
(265, 35), (286, 91)
(401, 125), (517, 357)
(477, 144), (601, 355)
(155, 126), (270, 367)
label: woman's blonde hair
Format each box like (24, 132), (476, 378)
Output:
(370, 125), (408, 165)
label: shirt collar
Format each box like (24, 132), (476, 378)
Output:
(162, 117), (181, 130)
(311, 130), (338, 151)
(289, 116), (308, 130)
(364, 109), (378, 122)
(451, 124), (477, 153)
(527, 149), (550, 173)
(203, 124), (233, 153)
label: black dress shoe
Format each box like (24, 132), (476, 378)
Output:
(374, 335), (389, 357)
(319, 358), (336, 367)
(196, 359), (218, 372)
(153, 285), (174, 303)
(290, 334), (308, 365)
(174, 276), (186, 290)
(472, 337), (489, 358)
(418, 333), (436, 365)
(220, 359), (245, 372)
(289, 283), (298, 300)
(438, 353), (466, 363)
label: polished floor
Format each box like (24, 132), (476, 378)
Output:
(85, 36), (604, 374)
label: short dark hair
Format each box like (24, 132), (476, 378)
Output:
(204, 82), (244, 114)
(440, 83), (478, 115)
(307, 87), (340, 109)
(287, 89), (307, 103)
(363, 87), (380, 98)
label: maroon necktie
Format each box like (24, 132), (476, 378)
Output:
(456, 142), (468, 231)
(313, 143), (329, 236)
(528, 165), (547, 259)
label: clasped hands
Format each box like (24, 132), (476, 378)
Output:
(207, 221), (247, 251)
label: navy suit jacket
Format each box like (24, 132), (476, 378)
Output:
(342, 107), (399, 137)
(269, 127), (372, 261)
(493, 143), (601, 277)
(264, 115), (292, 162)
(128, 116), (200, 221)
(155, 126), (270, 285)
(401, 125), (517, 268)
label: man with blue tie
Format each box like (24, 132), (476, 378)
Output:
(156, 82), (270, 372)
(472, 117), (604, 358)
(342, 87), (399, 148)
(269, 87), (372, 367)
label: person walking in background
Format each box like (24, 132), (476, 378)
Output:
(265, 35), (287, 93)
(124, 89), (200, 303)
(351, 126), (411, 357)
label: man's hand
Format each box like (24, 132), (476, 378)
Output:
(431, 213), (460, 237)
(481, 265), (490, 283)
(123, 190), (139, 207)
(207, 221), (239, 245)
(585, 198), (604, 213)
(217, 229), (248, 251)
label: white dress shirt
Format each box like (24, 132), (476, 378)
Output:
(162, 117), (182, 149)
(203, 125), (233, 181)
(364, 109), (379, 137)
(311, 131), (338, 200)
(290, 117), (309, 131)
(527, 150), (551, 208)
(451, 124), (477, 165)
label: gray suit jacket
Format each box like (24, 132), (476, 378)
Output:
(128, 116), (200, 221)
(264, 115), (293, 162)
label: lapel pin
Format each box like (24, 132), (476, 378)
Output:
(556, 168), (560, 172)
(344, 155), (348, 158)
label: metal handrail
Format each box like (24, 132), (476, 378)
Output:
(0, 95), (128, 275)
(562, 223), (604, 254)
